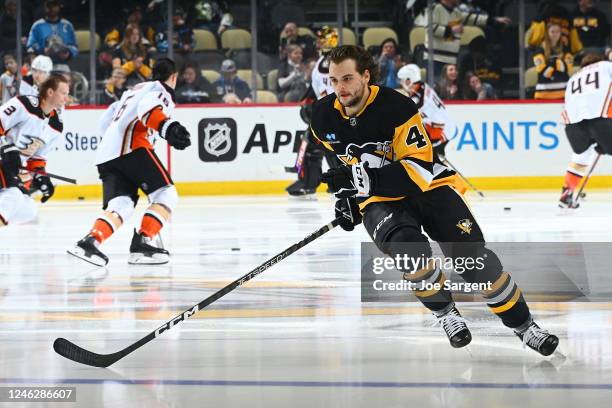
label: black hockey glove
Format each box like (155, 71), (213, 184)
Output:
(321, 163), (373, 198)
(31, 173), (54, 203)
(335, 197), (362, 232)
(160, 119), (191, 150)
(0, 144), (21, 174)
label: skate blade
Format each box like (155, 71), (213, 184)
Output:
(67, 247), (108, 267)
(288, 193), (317, 201)
(128, 253), (169, 265)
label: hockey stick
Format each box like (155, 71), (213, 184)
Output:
(54, 217), (341, 367)
(573, 153), (601, 207)
(20, 168), (77, 184)
(440, 157), (485, 198)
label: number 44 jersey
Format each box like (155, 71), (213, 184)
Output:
(563, 60), (612, 124)
(95, 81), (176, 165)
(310, 85), (457, 210)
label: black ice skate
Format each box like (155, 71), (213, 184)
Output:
(558, 187), (578, 209)
(286, 180), (317, 200)
(67, 235), (109, 267)
(515, 321), (559, 356)
(128, 229), (169, 265)
(434, 305), (472, 348)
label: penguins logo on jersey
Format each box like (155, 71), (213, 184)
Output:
(338, 142), (391, 167)
(456, 219), (473, 235)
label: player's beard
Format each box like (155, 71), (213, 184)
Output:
(341, 83), (367, 108)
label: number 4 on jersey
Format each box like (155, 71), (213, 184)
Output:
(406, 124), (428, 149)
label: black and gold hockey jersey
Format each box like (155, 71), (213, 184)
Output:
(310, 85), (456, 210)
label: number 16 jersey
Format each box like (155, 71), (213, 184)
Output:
(95, 81), (176, 165)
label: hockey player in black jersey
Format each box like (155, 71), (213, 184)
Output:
(314, 45), (558, 356)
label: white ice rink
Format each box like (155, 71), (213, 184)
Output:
(1, 191), (612, 407)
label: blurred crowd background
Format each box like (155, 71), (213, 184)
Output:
(0, 0), (610, 105)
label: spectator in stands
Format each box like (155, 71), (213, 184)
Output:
(463, 71), (497, 100)
(279, 22), (316, 61)
(191, 1), (234, 35)
(571, 0), (610, 54)
(52, 64), (79, 105)
(213, 59), (252, 104)
(104, 6), (156, 52)
(100, 67), (127, 106)
(0, 0), (22, 57)
(435, 63), (461, 100)
(376, 38), (403, 89)
(26, 0), (78, 64)
(277, 45), (309, 102)
(156, 7), (196, 55)
(176, 62), (216, 103)
(415, 0), (510, 78)
(458, 35), (502, 97)
(0, 54), (18, 104)
(527, 2), (582, 56)
(607, 46), (612, 61)
(112, 24), (154, 87)
(533, 23), (574, 100)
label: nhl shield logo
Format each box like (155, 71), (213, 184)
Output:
(198, 118), (237, 162)
(203, 122), (232, 157)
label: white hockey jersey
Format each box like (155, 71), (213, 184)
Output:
(407, 81), (457, 142)
(563, 60), (612, 124)
(95, 81), (176, 165)
(0, 95), (63, 164)
(18, 75), (39, 97)
(311, 54), (334, 100)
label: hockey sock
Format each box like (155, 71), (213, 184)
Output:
(90, 212), (122, 244)
(564, 168), (584, 191)
(139, 204), (170, 238)
(403, 261), (455, 313)
(91, 217), (115, 243)
(481, 271), (531, 328)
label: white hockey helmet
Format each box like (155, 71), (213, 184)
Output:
(31, 55), (53, 73)
(397, 64), (422, 84)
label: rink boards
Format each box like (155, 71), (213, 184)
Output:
(48, 101), (612, 198)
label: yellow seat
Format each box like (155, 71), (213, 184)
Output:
(256, 90), (279, 103)
(409, 27), (426, 53)
(338, 27), (357, 45)
(236, 69), (264, 90)
(460, 26), (485, 46)
(363, 27), (399, 49)
(201, 69), (221, 83)
(193, 29), (218, 51)
(267, 69), (278, 91)
(221, 28), (252, 49)
(525, 67), (538, 88)
(75, 30), (101, 52)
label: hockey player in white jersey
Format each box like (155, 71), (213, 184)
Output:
(397, 64), (467, 194)
(559, 54), (612, 208)
(19, 55), (53, 97)
(0, 74), (69, 227)
(68, 58), (191, 266)
(286, 26), (340, 197)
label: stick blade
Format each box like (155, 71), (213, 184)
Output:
(53, 338), (116, 368)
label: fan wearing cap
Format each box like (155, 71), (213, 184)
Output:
(213, 59), (252, 104)
(19, 55), (53, 97)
